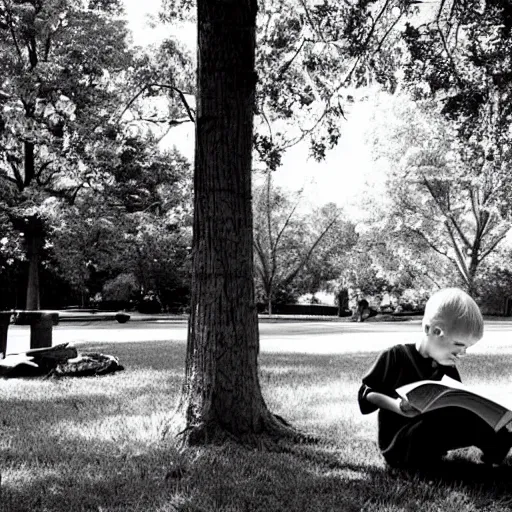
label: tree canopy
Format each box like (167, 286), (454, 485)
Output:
(0, 0), (194, 309)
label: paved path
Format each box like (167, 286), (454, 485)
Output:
(4, 318), (512, 356)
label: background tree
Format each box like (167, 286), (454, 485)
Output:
(49, 142), (193, 310)
(366, 92), (511, 296)
(293, 203), (358, 300)
(253, 175), (355, 311)
(0, 0), (194, 310)
(49, 199), (125, 307)
(0, 0), (133, 308)
(474, 245), (512, 315)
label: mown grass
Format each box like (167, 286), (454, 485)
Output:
(2, 337), (512, 511)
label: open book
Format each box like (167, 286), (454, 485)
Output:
(396, 375), (512, 432)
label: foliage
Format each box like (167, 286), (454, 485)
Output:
(0, 0), (131, 204)
(49, 198), (128, 301)
(121, 212), (192, 310)
(474, 245), (512, 314)
(294, 203), (358, 295)
(401, 0), (512, 208)
(0, 0), (194, 308)
(365, 92), (511, 296)
(0, 212), (24, 266)
(159, 0), (410, 169)
(101, 272), (139, 302)
(119, 35), (196, 140)
(49, 149), (193, 310)
(253, 0), (408, 168)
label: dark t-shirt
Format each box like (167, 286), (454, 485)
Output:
(358, 343), (461, 454)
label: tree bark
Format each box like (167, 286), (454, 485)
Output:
(10, 214), (43, 310)
(178, 0), (309, 447)
(26, 226), (42, 310)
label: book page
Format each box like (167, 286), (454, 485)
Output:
(397, 375), (512, 412)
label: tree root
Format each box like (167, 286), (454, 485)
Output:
(176, 411), (320, 451)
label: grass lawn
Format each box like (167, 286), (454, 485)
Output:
(2, 337), (512, 511)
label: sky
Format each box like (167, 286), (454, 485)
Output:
(122, 0), (378, 218)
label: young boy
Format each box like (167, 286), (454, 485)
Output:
(358, 287), (512, 468)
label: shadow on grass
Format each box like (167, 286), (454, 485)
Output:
(3, 345), (512, 510)
(4, 436), (512, 511)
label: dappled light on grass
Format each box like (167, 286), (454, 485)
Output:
(260, 352), (376, 439)
(2, 341), (512, 510)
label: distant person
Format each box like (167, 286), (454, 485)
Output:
(336, 288), (349, 317)
(356, 298), (369, 322)
(358, 287), (512, 469)
(138, 291), (162, 314)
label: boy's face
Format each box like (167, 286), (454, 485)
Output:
(424, 323), (478, 366)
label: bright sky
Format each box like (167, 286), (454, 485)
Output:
(123, 0), (167, 46)
(122, 0), (378, 218)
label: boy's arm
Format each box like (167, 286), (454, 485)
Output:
(366, 390), (419, 418)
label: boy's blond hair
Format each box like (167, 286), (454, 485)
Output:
(422, 288), (484, 340)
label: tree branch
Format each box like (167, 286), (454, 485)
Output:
(277, 37), (308, 80)
(35, 160), (55, 184)
(469, 186), (481, 231)
(422, 176), (472, 248)
(253, 234), (271, 293)
(271, 194), (302, 273)
(409, 227), (451, 259)
(5, 4), (24, 63)
(0, 171), (19, 186)
(372, 13), (403, 57)
(298, 0), (324, 42)
(6, 155), (24, 191)
(435, 18), (464, 89)
(444, 220), (470, 286)
(363, 0), (393, 54)
(281, 214), (340, 288)
(69, 184), (84, 206)
(478, 228), (510, 263)
(43, 15), (66, 62)
(117, 83), (195, 125)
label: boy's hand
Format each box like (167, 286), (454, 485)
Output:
(396, 398), (420, 417)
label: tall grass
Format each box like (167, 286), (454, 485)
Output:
(1, 337), (512, 511)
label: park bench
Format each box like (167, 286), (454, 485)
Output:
(0, 310), (130, 359)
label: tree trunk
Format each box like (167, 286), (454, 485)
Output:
(10, 214), (44, 310)
(26, 229), (42, 310)
(178, 0), (307, 447)
(467, 254), (479, 298)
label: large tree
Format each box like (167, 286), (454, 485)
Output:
(0, 0), (134, 309)
(366, 92), (511, 295)
(178, 0), (306, 446)
(0, 0), (194, 310)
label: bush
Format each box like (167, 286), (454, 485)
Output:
(477, 267), (512, 315)
(102, 273), (140, 302)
